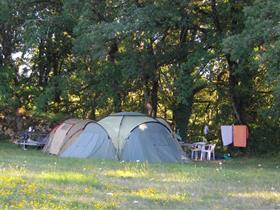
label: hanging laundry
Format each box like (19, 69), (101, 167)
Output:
(204, 125), (209, 135)
(221, 125), (233, 146)
(233, 125), (249, 147)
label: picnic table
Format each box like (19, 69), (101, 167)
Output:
(178, 142), (193, 152)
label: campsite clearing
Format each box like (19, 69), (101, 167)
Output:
(0, 141), (279, 209)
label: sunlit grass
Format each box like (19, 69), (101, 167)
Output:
(105, 163), (149, 178)
(132, 187), (189, 203)
(228, 191), (280, 202)
(0, 141), (279, 209)
(105, 169), (148, 178)
(36, 171), (97, 185)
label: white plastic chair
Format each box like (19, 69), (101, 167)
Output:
(200, 144), (216, 160)
(191, 142), (206, 160)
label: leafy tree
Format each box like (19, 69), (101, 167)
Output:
(0, 0), (279, 153)
(223, 0), (280, 152)
(22, 0), (76, 112)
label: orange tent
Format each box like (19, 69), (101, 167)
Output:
(233, 125), (249, 147)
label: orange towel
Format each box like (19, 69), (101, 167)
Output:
(233, 125), (248, 147)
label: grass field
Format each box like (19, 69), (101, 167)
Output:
(0, 141), (279, 210)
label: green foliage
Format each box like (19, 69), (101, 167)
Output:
(0, 67), (19, 107)
(222, 0), (280, 152)
(0, 0), (279, 153)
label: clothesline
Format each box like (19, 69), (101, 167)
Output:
(221, 125), (249, 147)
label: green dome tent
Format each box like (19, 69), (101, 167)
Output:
(43, 113), (188, 163)
(98, 112), (188, 163)
(43, 119), (116, 160)
(60, 122), (117, 160)
(43, 118), (85, 155)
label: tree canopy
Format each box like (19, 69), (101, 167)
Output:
(0, 0), (279, 153)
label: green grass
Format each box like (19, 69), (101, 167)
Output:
(0, 141), (279, 210)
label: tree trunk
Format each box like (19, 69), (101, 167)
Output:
(88, 96), (97, 120)
(113, 92), (122, 113)
(151, 79), (159, 117)
(145, 38), (159, 117)
(142, 83), (152, 115)
(227, 56), (243, 124)
(173, 99), (193, 141)
(172, 26), (193, 140)
(211, 0), (245, 124)
(52, 54), (61, 112)
(108, 41), (122, 113)
(1, 26), (13, 66)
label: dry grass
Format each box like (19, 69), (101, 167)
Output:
(0, 141), (279, 209)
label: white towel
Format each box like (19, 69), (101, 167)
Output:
(221, 125), (233, 146)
